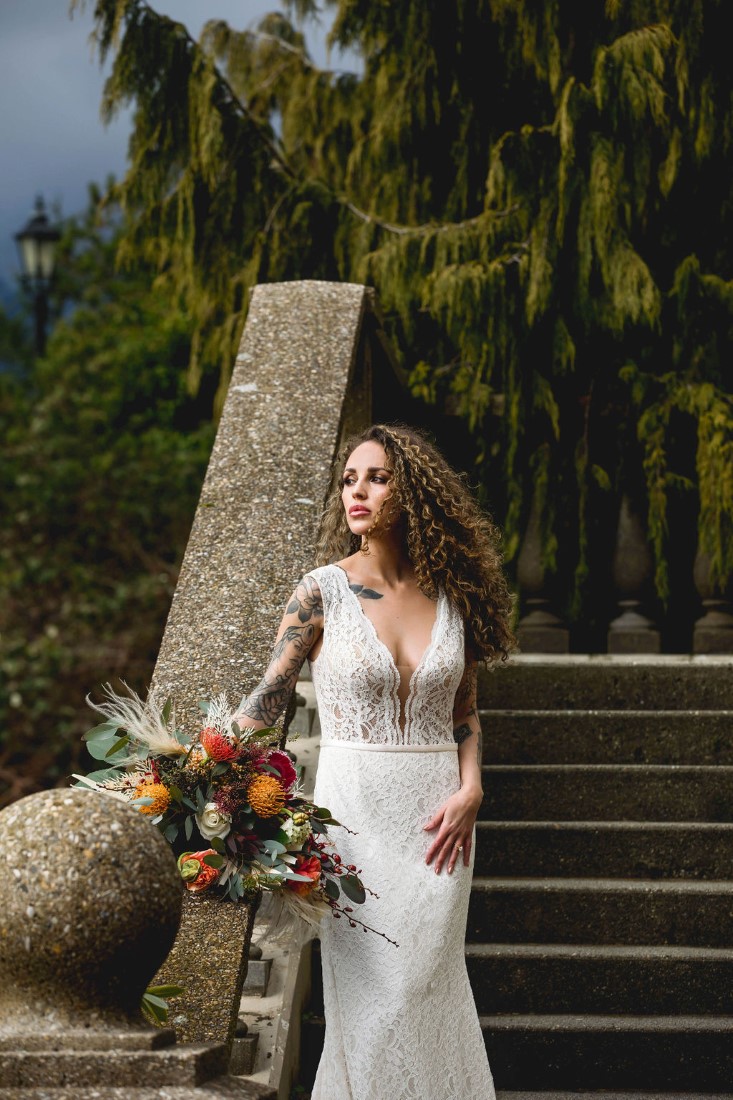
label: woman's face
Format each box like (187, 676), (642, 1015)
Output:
(341, 440), (399, 536)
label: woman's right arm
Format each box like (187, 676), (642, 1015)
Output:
(235, 574), (323, 730)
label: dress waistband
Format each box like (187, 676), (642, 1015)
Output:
(320, 740), (457, 753)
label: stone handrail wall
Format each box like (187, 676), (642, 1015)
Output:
(150, 280), (406, 1047)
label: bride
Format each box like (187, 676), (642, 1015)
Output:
(237, 423), (515, 1100)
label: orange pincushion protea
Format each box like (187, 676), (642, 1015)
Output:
(134, 780), (170, 815)
(200, 725), (240, 762)
(247, 773), (286, 817)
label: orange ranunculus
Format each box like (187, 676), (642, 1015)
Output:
(177, 850), (221, 893)
(287, 854), (322, 896)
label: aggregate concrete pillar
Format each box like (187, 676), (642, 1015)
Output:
(148, 281), (404, 1050)
(150, 280), (398, 733)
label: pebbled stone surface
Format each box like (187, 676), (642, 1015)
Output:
(0, 788), (182, 1037)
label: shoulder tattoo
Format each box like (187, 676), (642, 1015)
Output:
(349, 583), (383, 600)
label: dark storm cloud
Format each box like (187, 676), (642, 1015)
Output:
(0, 1), (355, 289)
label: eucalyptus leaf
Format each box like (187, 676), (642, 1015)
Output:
(184, 815), (193, 840)
(202, 853), (224, 869)
(161, 697), (173, 725)
(85, 734), (126, 762)
(82, 721), (121, 743)
(341, 874), (366, 905)
(261, 839), (286, 855)
(324, 878), (339, 900)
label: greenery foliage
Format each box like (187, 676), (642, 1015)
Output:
(68, 0), (733, 643)
(0, 191), (214, 805)
(5, 2), (733, 799)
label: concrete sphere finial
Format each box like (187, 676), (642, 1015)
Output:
(0, 788), (183, 1036)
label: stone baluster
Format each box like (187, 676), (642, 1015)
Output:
(0, 788), (274, 1097)
(607, 494), (661, 653)
(692, 546), (733, 653)
(515, 489), (569, 652)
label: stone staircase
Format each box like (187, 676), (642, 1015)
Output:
(295, 656), (733, 1097)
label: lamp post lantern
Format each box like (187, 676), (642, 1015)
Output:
(14, 195), (61, 356)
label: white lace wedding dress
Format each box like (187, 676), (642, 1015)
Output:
(307, 563), (496, 1100)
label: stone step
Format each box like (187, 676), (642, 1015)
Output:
(474, 821), (733, 879)
(480, 710), (733, 765)
(496, 1094), (733, 1100)
(299, 1011), (733, 1091)
(466, 943), (733, 1015)
(467, 877), (733, 946)
(478, 659), (733, 711)
(480, 764), (733, 822)
(481, 1013), (733, 1090)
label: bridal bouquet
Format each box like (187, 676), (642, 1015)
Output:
(73, 685), (378, 935)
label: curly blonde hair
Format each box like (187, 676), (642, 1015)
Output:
(315, 423), (516, 664)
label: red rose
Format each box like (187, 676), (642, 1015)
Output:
(267, 749), (298, 793)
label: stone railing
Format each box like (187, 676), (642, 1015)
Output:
(2, 280), (410, 1095)
(515, 490), (733, 654)
(148, 280), (406, 1059)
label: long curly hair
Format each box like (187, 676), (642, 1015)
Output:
(315, 423), (516, 664)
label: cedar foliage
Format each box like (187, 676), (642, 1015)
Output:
(73, 0), (733, 638)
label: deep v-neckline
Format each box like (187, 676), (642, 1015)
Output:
(331, 563), (444, 735)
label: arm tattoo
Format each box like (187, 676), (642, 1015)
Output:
(454, 662), (478, 716)
(453, 722), (473, 746)
(349, 583), (383, 600)
(240, 578), (323, 725)
(286, 576), (324, 621)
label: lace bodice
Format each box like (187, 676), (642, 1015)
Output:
(306, 563), (465, 747)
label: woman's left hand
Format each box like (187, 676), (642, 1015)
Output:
(423, 785), (483, 874)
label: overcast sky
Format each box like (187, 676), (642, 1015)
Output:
(0, 1), (358, 292)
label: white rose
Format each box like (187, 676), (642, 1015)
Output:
(196, 802), (231, 840)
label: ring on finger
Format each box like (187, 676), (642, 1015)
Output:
(456, 845), (463, 853)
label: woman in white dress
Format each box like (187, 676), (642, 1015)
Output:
(237, 423), (515, 1100)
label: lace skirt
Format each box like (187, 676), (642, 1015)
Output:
(311, 741), (496, 1100)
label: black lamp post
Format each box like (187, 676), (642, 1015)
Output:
(14, 196), (61, 356)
